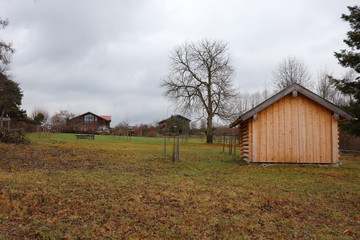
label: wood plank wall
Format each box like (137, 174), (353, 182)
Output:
(249, 94), (338, 163)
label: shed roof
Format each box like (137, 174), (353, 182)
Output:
(158, 115), (191, 124)
(230, 83), (353, 127)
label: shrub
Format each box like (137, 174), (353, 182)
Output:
(0, 128), (29, 144)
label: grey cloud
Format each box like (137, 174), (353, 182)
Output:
(0, 0), (354, 125)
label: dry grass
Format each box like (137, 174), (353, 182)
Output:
(0, 134), (359, 239)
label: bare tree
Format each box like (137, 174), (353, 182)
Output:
(199, 118), (207, 132)
(115, 120), (130, 135)
(0, 18), (15, 74)
(161, 39), (237, 143)
(116, 121), (129, 129)
(31, 107), (49, 125)
(341, 69), (358, 102)
(233, 88), (269, 117)
(51, 110), (75, 127)
(313, 68), (354, 106)
(190, 121), (197, 132)
(0, 18), (22, 128)
(272, 56), (312, 91)
(316, 68), (338, 102)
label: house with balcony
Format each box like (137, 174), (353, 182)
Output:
(66, 112), (111, 134)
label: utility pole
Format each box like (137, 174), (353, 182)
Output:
(0, 86), (4, 129)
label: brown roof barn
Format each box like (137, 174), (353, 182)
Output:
(67, 112), (111, 134)
(158, 115), (191, 134)
(230, 83), (353, 164)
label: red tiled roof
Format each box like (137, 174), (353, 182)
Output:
(100, 116), (112, 121)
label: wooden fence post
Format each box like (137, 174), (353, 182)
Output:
(172, 136), (176, 162)
(176, 136), (180, 162)
(222, 135), (225, 153)
(164, 136), (167, 159)
(233, 136), (236, 155)
(229, 137), (232, 154)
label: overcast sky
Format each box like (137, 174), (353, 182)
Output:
(0, 0), (357, 126)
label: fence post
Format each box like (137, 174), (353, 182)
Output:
(164, 136), (167, 159)
(172, 136), (176, 162)
(176, 136), (180, 162)
(233, 136), (236, 155)
(229, 137), (233, 155)
(222, 135), (225, 153)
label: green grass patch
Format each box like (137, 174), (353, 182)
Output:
(27, 133), (207, 144)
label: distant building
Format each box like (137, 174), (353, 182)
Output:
(0, 116), (11, 129)
(66, 112), (111, 133)
(158, 115), (191, 135)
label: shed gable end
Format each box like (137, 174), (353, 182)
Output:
(249, 93), (338, 163)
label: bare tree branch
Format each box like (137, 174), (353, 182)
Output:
(272, 56), (312, 91)
(0, 18), (15, 74)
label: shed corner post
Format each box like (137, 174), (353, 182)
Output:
(248, 120), (254, 163)
(331, 118), (339, 165)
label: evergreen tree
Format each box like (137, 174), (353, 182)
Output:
(0, 17), (26, 126)
(0, 73), (23, 126)
(331, 5), (360, 136)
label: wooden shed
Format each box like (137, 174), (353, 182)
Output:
(230, 83), (353, 164)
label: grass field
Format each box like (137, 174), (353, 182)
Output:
(0, 133), (359, 239)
